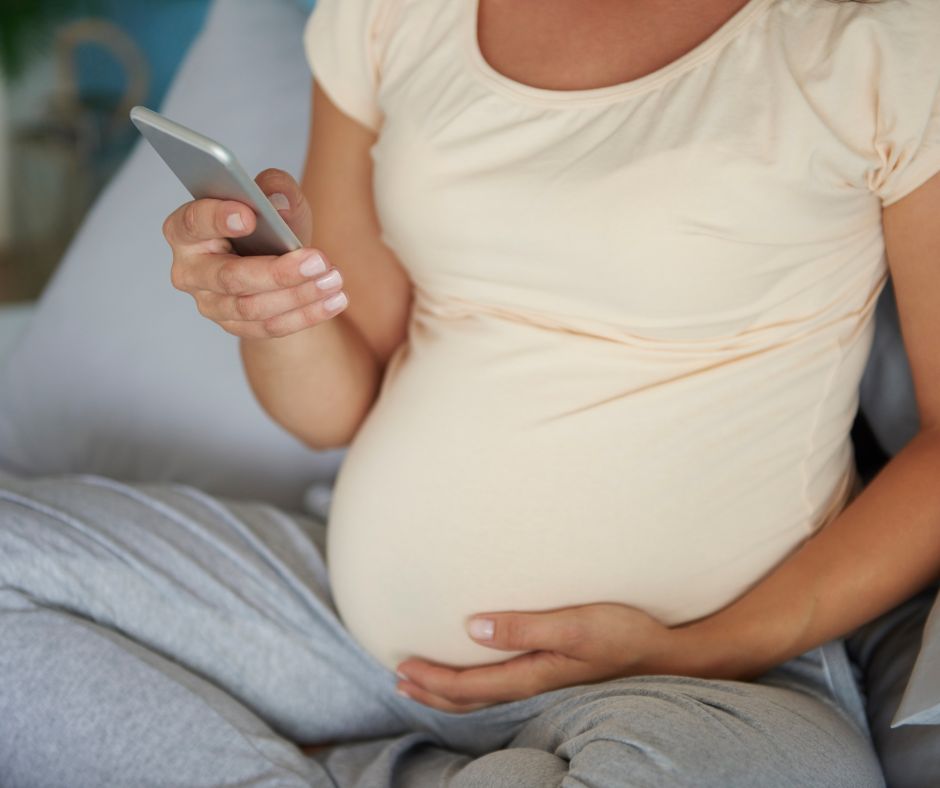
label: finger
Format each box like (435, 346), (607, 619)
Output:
(212, 286), (347, 338)
(396, 682), (494, 714)
(255, 168), (313, 247)
(195, 266), (344, 323)
(178, 246), (331, 296)
(163, 197), (256, 248)
(398, 651), (568, 706)
(465, 609), (590, 654)
(215, 319), (276, 339)
(256, 287), (348, 337)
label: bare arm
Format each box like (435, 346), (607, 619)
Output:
(668, 171), (940, 680)
(237, 81), (414, 450)
(162, 80), (413, 450)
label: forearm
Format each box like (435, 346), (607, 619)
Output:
(239, 312), (381, 451)
(667, 428), (940, 681)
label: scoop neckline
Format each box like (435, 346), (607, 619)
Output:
(464, 0), (776, 106)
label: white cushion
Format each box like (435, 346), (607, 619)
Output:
(0, 302), (34, 368)
(0, 0), (345, 512)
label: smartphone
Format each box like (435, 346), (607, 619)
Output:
(129, 105), (302, 257)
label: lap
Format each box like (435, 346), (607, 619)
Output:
(0, 470), (404, 744)
(433, 669), (885, 788)
(389, 635), (885, 787)
(530, 675), (880, 786)
(0, 593), (325, 787)
(0, 470), (891, 786)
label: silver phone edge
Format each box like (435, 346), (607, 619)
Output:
(129, 105), (303, 254)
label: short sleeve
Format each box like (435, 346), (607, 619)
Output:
(866, 1), (940, 206)
(303, 0), (391, 132)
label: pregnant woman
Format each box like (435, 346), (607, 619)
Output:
(3, 0), (940, 785)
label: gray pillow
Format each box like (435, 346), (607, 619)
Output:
(846, 584), (940, 786)
(0, 0), (345, 512)
(859, 276), (920, 457)
(892, 591), (940, 727)
(859, 278), (940, 740)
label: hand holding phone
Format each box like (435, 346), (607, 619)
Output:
(131, 105), (302, 256)
(131, 105), (350, 338)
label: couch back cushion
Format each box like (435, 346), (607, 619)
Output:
(0, 0), (345, 511)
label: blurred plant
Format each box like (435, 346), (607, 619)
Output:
(0, 0), (105, 80)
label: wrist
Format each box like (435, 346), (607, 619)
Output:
(663, 610), (801, 682)
(663, 620), (746, 680)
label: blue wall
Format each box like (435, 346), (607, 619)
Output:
(75, 0), (211, 109)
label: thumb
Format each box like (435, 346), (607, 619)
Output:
(465, 610), (586, 653)
(254, 167), (314, 247)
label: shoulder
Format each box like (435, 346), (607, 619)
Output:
(774, 0), (940, 57)
(765, 0), (940, 204)
(770, 0), (940, 116)
(304, 0), (436, 72)
(303, 0), (400, 46)
(302, 0), (405, 131)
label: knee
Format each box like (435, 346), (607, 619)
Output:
(505, 678), (886, 788)
(449, 748), (567, 788)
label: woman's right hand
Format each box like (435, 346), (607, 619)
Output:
(161, 168), (349, 339)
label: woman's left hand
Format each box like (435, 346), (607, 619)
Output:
(393, 602), (679, 713)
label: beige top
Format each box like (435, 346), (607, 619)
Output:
(304, 0), (940, 672)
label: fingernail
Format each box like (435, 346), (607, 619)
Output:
(396, 669), (409, 681)
(468, 618), (494, 640)
(396, 687), (411, 699)
(269, 192), (290, 211)
(299, 251), (327, 277)
(315, 270), (342, 290)
(227, 213), (245, 232)
(323, 292), (348, 312)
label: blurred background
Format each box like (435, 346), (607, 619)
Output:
(0, 0), (211, 304)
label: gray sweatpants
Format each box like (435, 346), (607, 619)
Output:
(0, 470), (888, 787)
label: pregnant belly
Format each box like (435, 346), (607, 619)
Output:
(324, 312), (855, 673)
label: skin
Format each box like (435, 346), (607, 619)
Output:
(161, 175), (347, 338)
(166, 0), (940, 744)
(475, 0), (753, 91)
